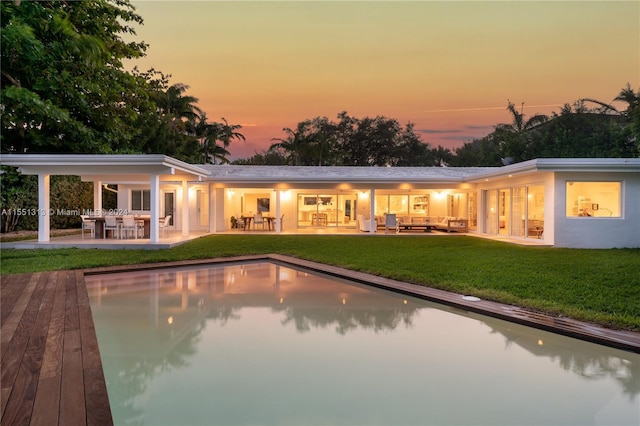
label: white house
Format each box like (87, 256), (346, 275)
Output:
(1, 154), (638, 249)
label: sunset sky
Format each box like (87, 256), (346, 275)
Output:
(127, 0), (639, 159)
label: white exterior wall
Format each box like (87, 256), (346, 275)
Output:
(553, 172), (640, 248)
(474, 172), (554, 244)
(117, 183), (183, 231)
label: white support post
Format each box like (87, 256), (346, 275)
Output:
(150, 174), (160, 243)
(93, 180), (102, 215)
(275, 190), (281, 233)
(369, 188), (376, 234)
(208, 183), (216, 232)
(38, 174), (50, 242)
(182, 180), (189, 237)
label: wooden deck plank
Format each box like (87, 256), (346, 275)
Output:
(84, 367), (113, 426)
(0, 387), (11, 421)
(78, 268), (102, 372)
(30, 376), (61, 426)
(1, 273), (41, 355)
(39, 271), (66, 380)
(0, 274), (27, 322)
(65, 271), (80, 332)
(1, 272), (57, 426)
(59, 330), (86, 426)
(0, 272), (48, 405)
(78, 304), (101, 371)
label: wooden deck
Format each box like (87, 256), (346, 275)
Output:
(1, 271), (112, 426)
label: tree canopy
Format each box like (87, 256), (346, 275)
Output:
(266, 112), (441, 167)
(0, 0), (245, 233)
(1, 0), (244, 163)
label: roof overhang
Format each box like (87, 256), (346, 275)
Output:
(0, 154), (210, 181)
(466, 158), (640, 182)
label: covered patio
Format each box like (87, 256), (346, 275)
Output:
(0, 155), (210, 245)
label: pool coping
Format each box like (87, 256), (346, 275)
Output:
(83, 254), (640, 354)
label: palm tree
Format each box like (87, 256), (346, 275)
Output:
(193, 114), (245, 164)
(494, 102), (548, 162)
(213, 117), (245, 149)
(269, 121), (312, 165)
(496, 101), (548, 133)
(157, 83), (201, 132)
(580, 84), (639, 116)
(207, 144), (232, 165)
(613, 83), (640, 118)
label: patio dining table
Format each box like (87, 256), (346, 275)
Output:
(240, 215), (276, 231)
(91, 216), (152, 239)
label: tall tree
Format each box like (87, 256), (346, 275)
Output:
(270, 122), (313, 166)
(493, 102), (548, 162)
(1, 0), (149, 154)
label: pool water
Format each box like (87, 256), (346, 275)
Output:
(85, 261), (639, 426)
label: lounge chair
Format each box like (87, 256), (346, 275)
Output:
(357, 214), (376, 232)
(434, 216), (468, 232)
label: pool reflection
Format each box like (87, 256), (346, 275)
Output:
(86, 262), (639, 426)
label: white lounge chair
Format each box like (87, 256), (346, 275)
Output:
(357, 214), (376, 232)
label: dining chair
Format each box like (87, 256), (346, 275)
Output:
(120, 215), (143, 239)
(103, 215), (119, 239)
(80, 215), (96, 239)
(159, 215), (172, 237)
(253, 213), (265, 230)
(279, 213), (285, 231)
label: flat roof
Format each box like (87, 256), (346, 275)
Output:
(200, 164), (495, 184)
(0, 154), (210, 178)
(2, 155), (638, 184)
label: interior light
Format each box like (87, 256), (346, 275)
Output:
(342, 298), (346, 305)
(538, 339), (544, 346)
(167, 316), (174, 325)
(279, 297), (284, 304)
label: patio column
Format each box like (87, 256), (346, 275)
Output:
(275, 190), (281, 233)
(208, 183), (215, 232)
(150, 174), (160, 243)
(93, 180), (102, 215)
(213, 188), (224, 231)
(182, 180), (189, 237)
(369, 188), (376, 234)
(38, 174), (50, 242)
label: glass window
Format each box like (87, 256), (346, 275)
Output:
(566, 182), (621, 217)
(132, 190), (151, 211)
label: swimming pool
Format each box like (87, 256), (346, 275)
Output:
(85, 261), (639, 425)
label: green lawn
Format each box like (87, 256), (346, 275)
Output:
(1, 234), (639, 331)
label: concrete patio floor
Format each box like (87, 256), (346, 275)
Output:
(1, 226), (550, 250)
